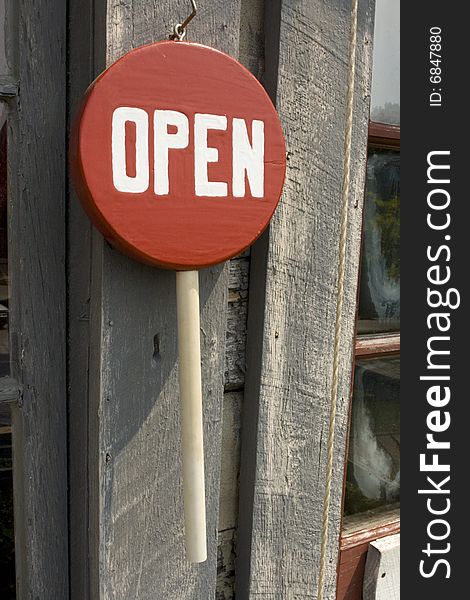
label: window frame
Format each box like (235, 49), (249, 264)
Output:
(336, 120), (400, 600)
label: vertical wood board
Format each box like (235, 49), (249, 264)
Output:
(9, 1), (68, 597)
(224, 0), (265, 394)
(218, 5), (265, 596)
(237, 0), (375, 597)
(225, 256), (250, 390)
(67, 1), (107, 598)
(217, 390), (243, 600)
(363, 534), (400, 600)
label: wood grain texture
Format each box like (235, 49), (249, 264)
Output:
(217, 391), (243, 599)
(8, 1), (68, 597)
(0, 376), (21, 404)
(239, 0), (265, 79)
(68, 2), (242, 598)
(225, 256), (250, 390)
(218, 7), (265, 596)
(363, 534), (400, 600)
(67, 1), (107, 598)
(355, 334), (400, 356)
(224, 0), (265, 395)
(218, 392), (243, 533)
(217, 528), (238, 600)
(237, 0), (375, 598)
(0, 75), (18, 97)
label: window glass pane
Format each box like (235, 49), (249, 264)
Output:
(344, 356), (400, 516)
(370, 0), (400, 125)
(358, 148), (399, 334)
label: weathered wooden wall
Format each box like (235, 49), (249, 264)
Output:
(67, 0), (375, 599)
(68, 1), (257, 599)
(2, 0), (379, 597)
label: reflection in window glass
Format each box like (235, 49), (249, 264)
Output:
(344, 356), (400, 516)
(358, 149), (399, 334)
(370, 0), (400, 125)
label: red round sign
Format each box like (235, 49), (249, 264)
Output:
(71, 41), (286, 270)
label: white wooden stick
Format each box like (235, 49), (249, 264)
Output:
(176, 270), (207, 563)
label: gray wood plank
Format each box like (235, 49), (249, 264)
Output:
(68, 2), (242, 598)
(217, 390), (243, 600)
(8, 1), (68, 597)
(239, 0), (265, 79)
(0, 75), (18, 97)
(219, 5), (265, 597)
(0, 376), (21, 404)
(363, 534), (400, 600)
(219, 392), (243, 534)
(67, 1), (107, 598)
(225, 257), (250, 391)
(224, 0), (265, 395)
(237, 0), (375, 597)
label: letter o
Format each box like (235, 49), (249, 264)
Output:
(427, 518), (450, 541)
(427, 189), (451, 210)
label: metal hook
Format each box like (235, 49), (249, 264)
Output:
(170, 0), (197, 41)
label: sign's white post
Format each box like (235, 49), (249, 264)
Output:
(176, 270), (207, 563)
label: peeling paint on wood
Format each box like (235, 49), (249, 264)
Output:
(217, 528), (238, 600)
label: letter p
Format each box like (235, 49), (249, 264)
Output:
(154, 110), (189, 195)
